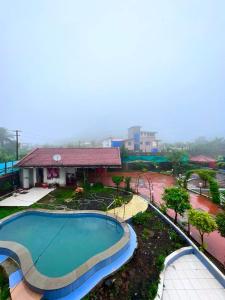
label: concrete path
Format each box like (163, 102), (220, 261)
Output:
(162, 254), (225, 300)
(0, 187), (54, 206)
(108, 195), (148, 220)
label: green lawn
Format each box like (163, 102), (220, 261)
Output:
(0, 207), (23, 219)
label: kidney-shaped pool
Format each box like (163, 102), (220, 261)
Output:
(0, 210), (136, 299)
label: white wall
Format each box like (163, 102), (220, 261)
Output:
(22, 168), (30, 189)
(102, 138), (112, 148)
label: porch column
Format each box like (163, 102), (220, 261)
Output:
(33, 168), (37, 186)
(43, 168), (47, 182)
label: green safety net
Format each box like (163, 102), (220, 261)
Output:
(123, 155), (189, 163)
(123, 155), (169, 163)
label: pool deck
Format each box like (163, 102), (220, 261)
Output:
(0, 187), (54, 206)
(162, 253), (225, 300)
(108, 194), (148, 220)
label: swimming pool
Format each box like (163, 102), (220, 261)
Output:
(0, 210), (136, 299)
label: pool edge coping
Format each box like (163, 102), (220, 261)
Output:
(0, 209), (130, 292)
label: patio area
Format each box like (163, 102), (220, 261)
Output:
(162, 253), (225, 300)
(0, 187), (54, 207)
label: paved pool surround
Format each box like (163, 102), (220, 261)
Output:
(0, 209), (133, 299)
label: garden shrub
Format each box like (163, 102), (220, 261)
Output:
(216, 212), (225, 237)
(142, 228), (151, 240)
(92, 182), (104, 189)
(124, 176), (131, 191)
(0, 180), (12, 192)
(148, 280), (159, 300)
(155, 253), (166, 271)
(208, 178), (220, 204)
(132, 211), (153, 226)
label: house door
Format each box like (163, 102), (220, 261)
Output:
(36, 168), (44, 184)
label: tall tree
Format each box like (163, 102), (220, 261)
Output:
(188, 209), (217, 249)
(112, 176), (124, 194)
(162, 186), (191, 223)
(0, 127), (13, 148)
(166, 150), (187, 175)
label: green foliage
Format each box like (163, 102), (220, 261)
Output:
(159, 203), (167, 214)
(188, 209), (217, 247)
(162, 186), (191, 223)
(148, 280), (159, 300)
(0, 180), (12, 192)
(184, 169), (220, 203)
(152, 220), (164, 231)
(132, 211), (153, 226)
(217, 161), (225, 169)
(114, 196), (123, 207)
(130, 161), (149, 171)
(194, 169), (216, 187)
(92, 182), (104, 189)
(216, 212), (225, 237)
(120, 145), (129, 159)
(208, 178), (220, 204)
(166, 150), (188, 175)
(124, 176), (131, 191)
(155, 253), (166, 271)
(142, 228), (151, 240)
(112, 175), (124, 191)
(0, 207), (23, 219)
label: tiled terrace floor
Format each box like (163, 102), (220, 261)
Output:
(0, 187), (54, 206)
(162, 254), (225, 300)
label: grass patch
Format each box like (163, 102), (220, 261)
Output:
(0, 207), (23, 219)
(132, 211), (154, 226)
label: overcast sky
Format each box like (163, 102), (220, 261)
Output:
(1, 1), (225, 145)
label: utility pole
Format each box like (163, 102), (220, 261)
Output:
(12, 130), (22, 160)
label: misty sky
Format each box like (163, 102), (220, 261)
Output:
(1, 1), (225, 145)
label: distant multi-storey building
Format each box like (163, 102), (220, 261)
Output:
(102, 126), (159, 153)
(102, 138), (125, 148)
(124, 126), (159, 152)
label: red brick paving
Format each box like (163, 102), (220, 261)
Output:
(101, 171), (225, 266)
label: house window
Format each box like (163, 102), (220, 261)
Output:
(145, 142), (150, 145)
(47, 168), (60, 179)
(128, 142), (131, 146)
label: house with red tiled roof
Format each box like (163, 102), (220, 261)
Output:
(190, 155), (216, 168)
(17, 148), (121, 188)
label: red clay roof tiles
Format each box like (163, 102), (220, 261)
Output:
(17, 148), (121, 167)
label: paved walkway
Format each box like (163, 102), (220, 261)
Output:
(0, 187), (54, 206)
(162, 254), (225, 300)
(108, 195), (148, 220)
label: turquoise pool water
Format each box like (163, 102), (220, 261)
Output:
(0, 212), (124, 277)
